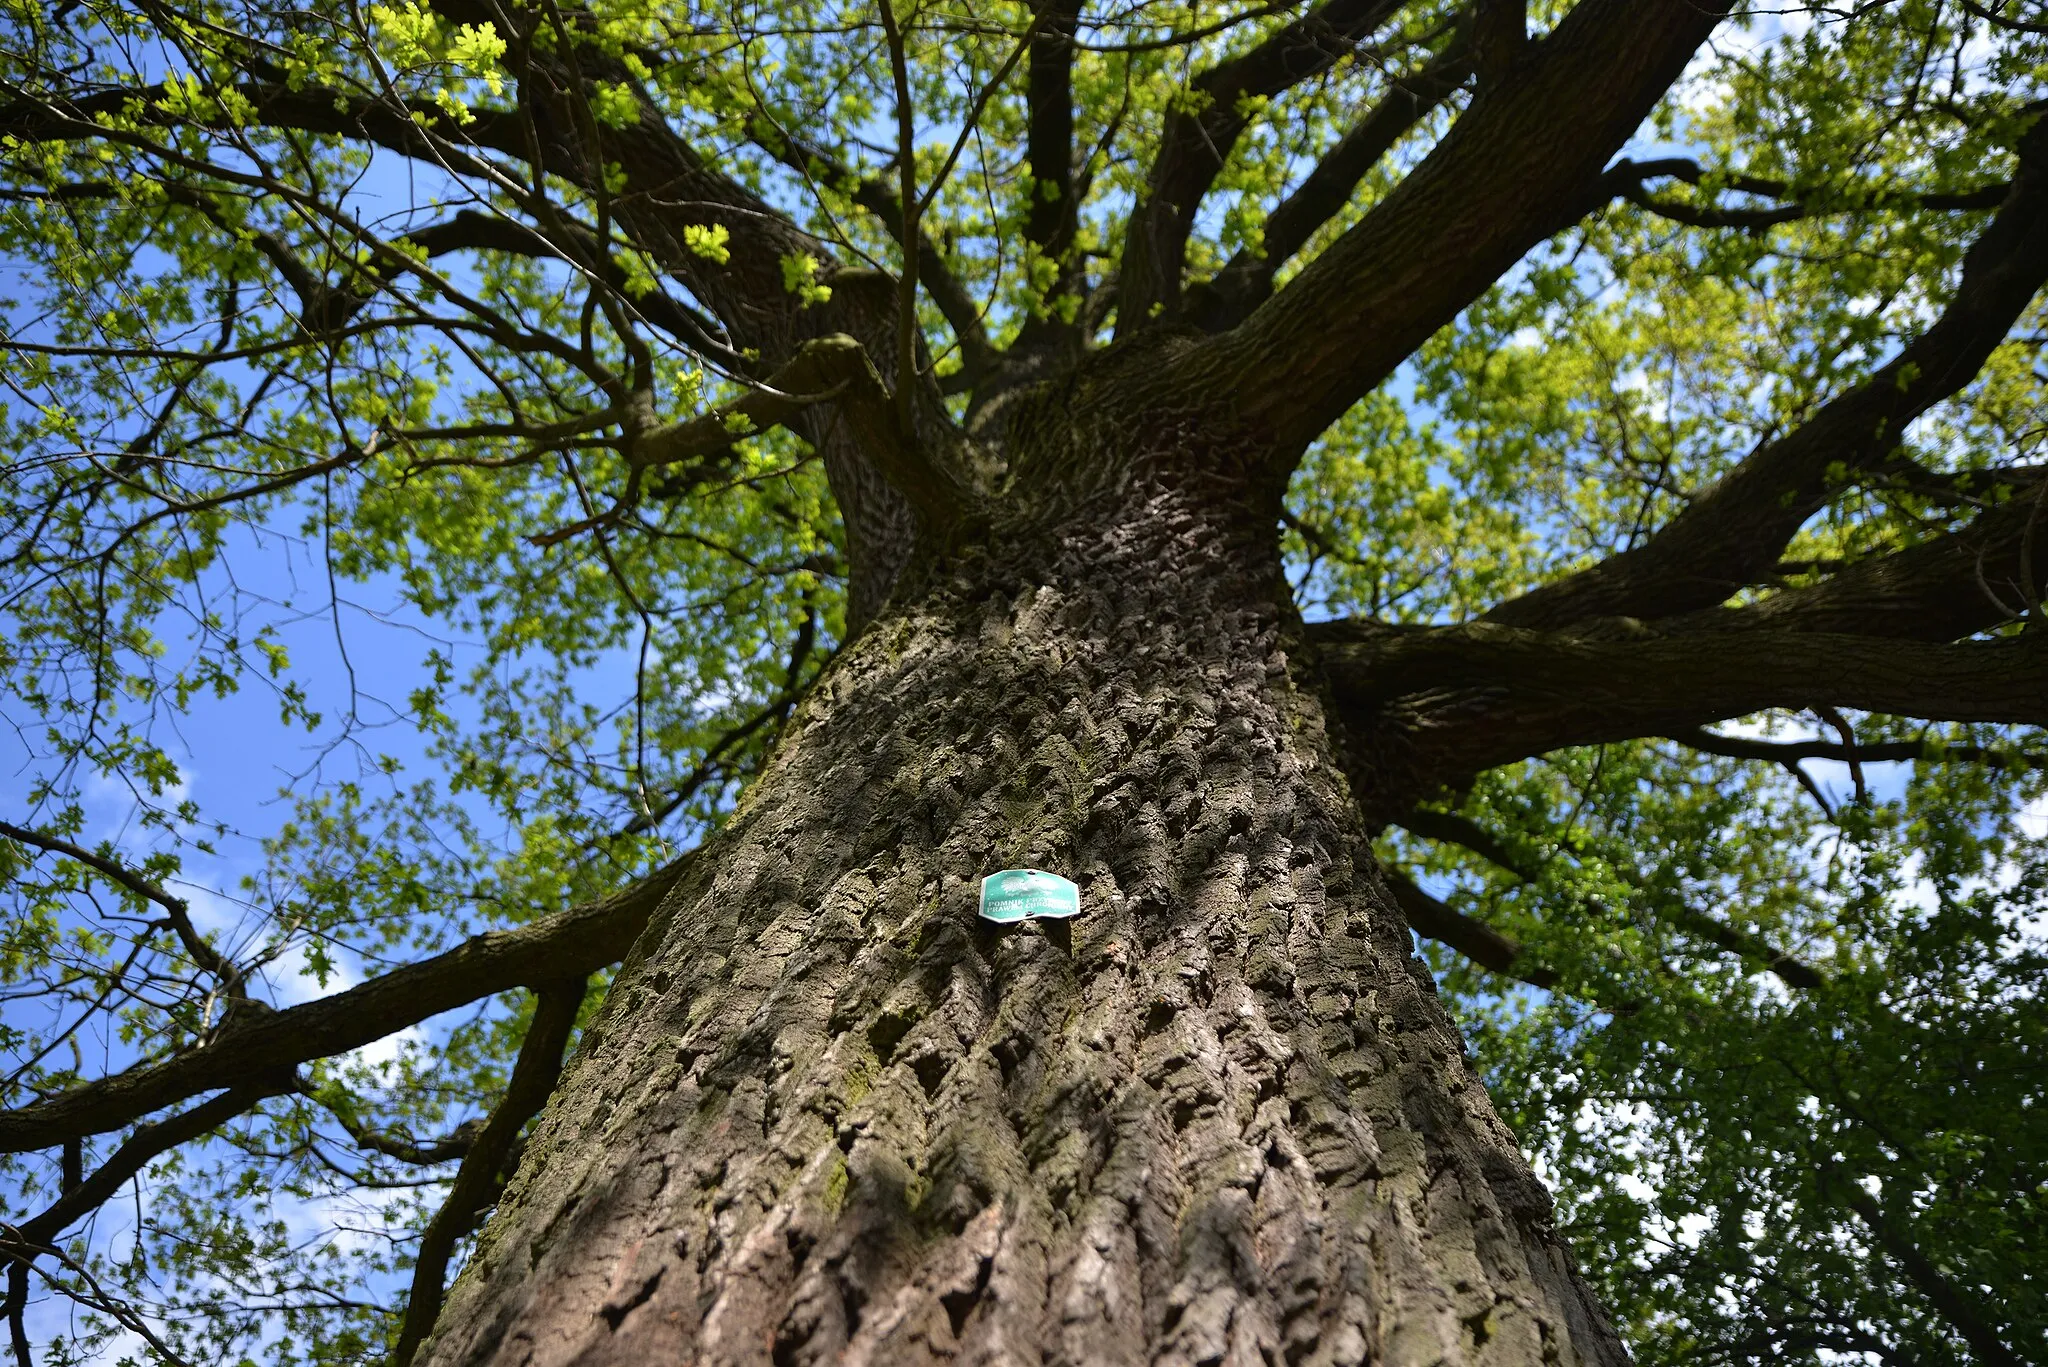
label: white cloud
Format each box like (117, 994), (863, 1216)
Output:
(2020, 794), (2047, 841)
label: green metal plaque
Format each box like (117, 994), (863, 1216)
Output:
(978, 869), (1081, 924)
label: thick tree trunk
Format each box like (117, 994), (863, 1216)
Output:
(418, 445), (1628, 1366)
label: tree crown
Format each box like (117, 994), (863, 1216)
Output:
(1, 0), (2045, 1362)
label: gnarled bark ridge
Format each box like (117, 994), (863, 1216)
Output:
(419, 437), (1625, 1367)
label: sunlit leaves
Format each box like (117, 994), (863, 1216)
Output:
(0, 0), (2044, 1362)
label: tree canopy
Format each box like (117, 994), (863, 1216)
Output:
(0, 0), (2044, 1363)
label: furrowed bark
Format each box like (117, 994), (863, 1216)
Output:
(0, 863), (684, 1154)
(416, 453), (1628, 1367)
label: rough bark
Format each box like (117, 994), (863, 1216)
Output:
(418, 430), (1627, 1367)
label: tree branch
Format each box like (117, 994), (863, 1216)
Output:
(1486, 118), (2048, 630)
(305, 1087), (487, 1167)
(1000, 0), (1089, 364)
(391, 978), (586, 1367)
(1024, 0), (1084, 262)
(0, 820), (243, 999)
(0, 79), (526, 177)
(615, 334), (967, 533)
(1955, 0), (2048, 37)
(1192, 0), (1730, 457)
(1392, 807), (1825, 989)
(1117, 0), (1411, 329)
(1665, 725), (2045, 772)
(1692, 486), (2048, 642)
(11, 1088), (276, 1251)
(0, 1234), (195, 1367)
(0, 1085), (282, 1367)
(3, 29), (963, 625)
(1831, 1169), (2030, 1367)
(1464, 0), (1525, 89)
(746, 122), (995, 382)
(1314, 617), (2048, 805)
(1394, 806), (1535, 878)
(1187, 45), (1471, 330)
(1602, 156), (2010, 231)
(1380, 866), (1557, 990)
(0, 859), (690, 1154)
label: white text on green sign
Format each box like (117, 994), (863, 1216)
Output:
(978, 869), (1080, 924)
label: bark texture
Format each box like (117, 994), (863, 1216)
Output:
(419, 443), (1625, 1367)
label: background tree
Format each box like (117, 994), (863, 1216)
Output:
(0, 0), (2044, 1364)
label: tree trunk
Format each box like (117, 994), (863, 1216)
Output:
(418, 433), (1629, 1367)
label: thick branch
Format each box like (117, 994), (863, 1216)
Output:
(1024, 0), (1084, 260)
(0, 860), (688, 1154)
(1381, 867), (1557, 990)
(1464, 0), (1526, 89)
(1003, 0), (1090, 362)
(1188, 46), (1471, 330)
(4, 1262), (22, 1367)
(1487, 120), (2048, 630)
(624, 335), (968, 531)
(1117, 0), (1410, 329)
(1696, 490), (2048, 642)
(1314, 617), (2048, 791)
(1195, 0), (1730, 455)
(391, 979), (586, 1367)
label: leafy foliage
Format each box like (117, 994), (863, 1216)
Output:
(0, 0), (2043, 1363)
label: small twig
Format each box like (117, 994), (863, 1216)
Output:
(1784, 760), (1838, 820)
(0, 821), (243, 997)
(0, 1231), (197, 1367)
(1814, 707), (1867, 803)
